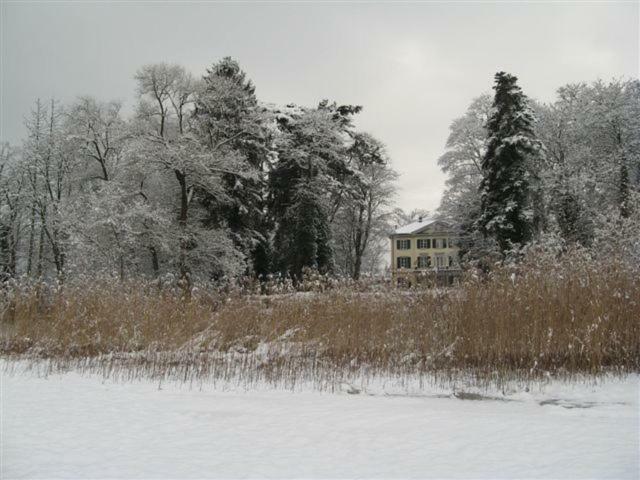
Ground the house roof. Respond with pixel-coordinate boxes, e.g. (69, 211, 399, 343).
(392, 218, 437, 235)
(391, 218, 455, 236)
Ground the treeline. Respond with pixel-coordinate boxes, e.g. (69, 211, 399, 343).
(439, 73, 640, 267)
(0, 58, 398, 284)
(3, 65, 638, 285)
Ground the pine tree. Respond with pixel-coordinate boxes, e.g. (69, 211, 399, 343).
(193, 57, 271, 276)
(477, 72, 540, 253)
(270, 103, 360, 278)
(274, 184, 333, 277)
(554, 186, 593, 246)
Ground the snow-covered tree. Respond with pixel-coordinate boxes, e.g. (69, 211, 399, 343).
(332, 133, 398, 279)
(66, 97, 126, 182)
(20, 99, 73, 278)
(581, 79, 640, 219)
(440, 76, 638, 264)
(270, 102, 360, 278)
(133, 63, 251, 283)
(134, 63, 197, 139)
(193, 57, 272, 275)
(535, 85, 594, 246)
(534, 79, 640, 248)
(477, 72, 542, 253)
(0, 143, 25, 280)
(437, 94, 492, 236)
(62, 97, 138, 277)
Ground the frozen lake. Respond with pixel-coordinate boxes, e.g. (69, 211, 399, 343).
(3, 367, 638, 479)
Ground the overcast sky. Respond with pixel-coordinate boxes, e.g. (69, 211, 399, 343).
(1, 1, 638, 213)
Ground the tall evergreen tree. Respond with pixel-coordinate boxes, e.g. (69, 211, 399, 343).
(270, 103, 360, 278)
(477, 72, 540, 253)
(274, 182, 333, 277)
(193, 57, 271, 276)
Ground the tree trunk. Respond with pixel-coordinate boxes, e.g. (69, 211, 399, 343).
(26, 199, 36, 275)
(175, 169, 191, 290)
(0, 224, 10, 280)
(352, 205, 366, 280)
(149, 246, 160, 275)
(36, 208, 46, 277)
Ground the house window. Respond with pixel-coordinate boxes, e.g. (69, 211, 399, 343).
(417, 239, 431, 249)
(396, 239, 411, 250)
(417, 256, 431, 268)
(435, 255, 445, 268)
(397, 256, 411, 269)
(448, 256, 454, 267)
(433, 238, 440, 248)
(442, 238, 448, 248)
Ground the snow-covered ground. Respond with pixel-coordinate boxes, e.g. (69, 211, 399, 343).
(2, 366, 638, 479)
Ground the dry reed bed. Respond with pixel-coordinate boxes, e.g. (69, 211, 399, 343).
(1, 254, 639, 388)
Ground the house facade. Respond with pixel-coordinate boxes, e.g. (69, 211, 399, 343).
(390, 217, 461, 286)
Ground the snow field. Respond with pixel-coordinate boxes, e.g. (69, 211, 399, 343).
(2, 367, 638, 479)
